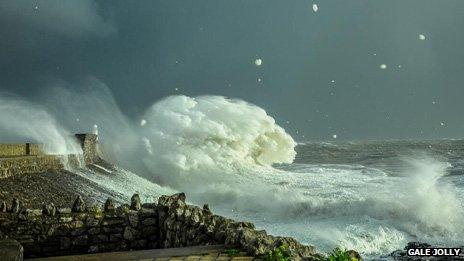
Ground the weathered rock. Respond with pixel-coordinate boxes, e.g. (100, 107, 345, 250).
(88, 228, 100, 235)
(72, 195, 86, 213)
(123, 226, 138, 240)
(202, 204, 212, 215)
(109, 233, 123, 242)
(158, 192, 186, 207)
(0, 239, 23, 261)
(0, 192, 322, 259)
(10, 198, 20, 213)
(42, 203, 56, 216)
(104, 198, 116, 212)
(130, 194, 141, 210)
(346, 250, 363, 261)
(0, 201, 7, 212)
(142, 218, 157, 226)
(91, 234, 108, 244)
(24, 209, 42, 220)
(73, 235, 88, 246)
(60, 237, 71, 250)
(57, 207, 71, 215)
(85, 216, 100, 227)
(116, 204, 130, 215)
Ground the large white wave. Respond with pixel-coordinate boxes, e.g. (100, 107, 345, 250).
(139, 95, 296, 185)
(140, 95, 296, 170)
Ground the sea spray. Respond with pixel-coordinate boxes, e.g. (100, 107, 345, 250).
(135, 95, 464, 256)
(37, 79, 143, 173)
(0, 94, 82, 156)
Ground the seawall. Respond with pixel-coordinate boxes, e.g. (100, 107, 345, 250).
(0, 134, 99, 179)
(0, 193, 318, 259)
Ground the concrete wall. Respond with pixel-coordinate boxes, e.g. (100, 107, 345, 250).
(0, 193, 317, 259)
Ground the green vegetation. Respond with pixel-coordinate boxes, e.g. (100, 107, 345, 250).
(224, 248, 239, 257)
(327, 248, 358, 261)
(265, 244, 290, 261)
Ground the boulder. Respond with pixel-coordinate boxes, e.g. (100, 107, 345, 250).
(10, 198, 20, 213)
(104, 198, 116, 212)
(0, 239, 23, 261)
(158, 193, 186, 207)
(346, 250, 363, 261)
(131, 194, 141, 210)
(42, 203, 56, 216)
(202, 204, 212, 215)
(0, 201, 7, 212)
(72, 195, 86, 213)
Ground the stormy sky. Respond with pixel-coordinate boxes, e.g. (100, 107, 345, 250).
(1, 0, 464, 141)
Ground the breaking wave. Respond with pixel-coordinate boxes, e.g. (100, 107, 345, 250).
(139, 95, 296, 187)
(135, 95, 464, 256)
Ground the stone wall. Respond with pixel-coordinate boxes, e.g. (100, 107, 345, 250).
(0, 193, 318, 260)
(0, 144, 43, 157)
(0, 133, 100, 179)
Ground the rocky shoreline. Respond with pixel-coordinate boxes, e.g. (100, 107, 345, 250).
(0, 192, 333, 260)
(2, 168, 464, 260)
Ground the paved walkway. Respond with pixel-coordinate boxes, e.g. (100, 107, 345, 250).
(27, 245, 258, 261)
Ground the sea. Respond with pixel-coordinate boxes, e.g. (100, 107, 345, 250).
(76, 139, 464, 260)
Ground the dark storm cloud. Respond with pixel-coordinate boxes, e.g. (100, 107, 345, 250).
(0, 0, 115, 96)
(0, 0, 115, 40)
(1, 0, 464, 141)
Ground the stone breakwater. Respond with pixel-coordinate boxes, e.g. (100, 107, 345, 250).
(0, 193, 320, 260)
(0, 133, 99, 179)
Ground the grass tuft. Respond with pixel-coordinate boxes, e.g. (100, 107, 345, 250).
(225, 248, 239, 257)
(327, 247, 359, 261)
(265, 244, 290, 261)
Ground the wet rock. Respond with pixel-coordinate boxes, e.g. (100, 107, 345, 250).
(72, 195, 86, 213)
(104, 198, 116, 212)
(131, 194, 141, 210)
(346, 250, 363, 261)
(405, 242, 431, 249)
